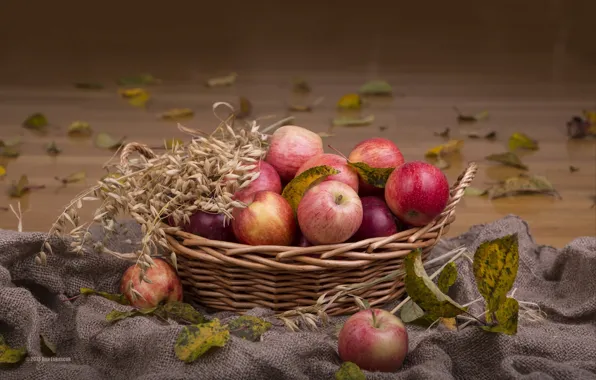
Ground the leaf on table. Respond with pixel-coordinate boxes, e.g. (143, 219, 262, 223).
(117, 74, 161, 86)
(434, 128, 450, 138)
(334, 361, 366, 380)
(40, 334, 56, 357)
(158, 301, 206, 324)
(174, 319, 230, 363)
(425, 139, 464, 158)
(454, 107, 488, 123)
(0, 166, 6, 177)
(486, 174, 561, 200)
(288, 96, 324, 112)
(95, 132, 125, 150)
(281, 165, 340, 212)
(74, 82, 104, 90)
(473, 233, 519, 323)
(46, 141, 62, 156)
(105, 307, 158, 323)
(433, 157, 450, 170)
(55, 171, 86, 185)
(466, 130, 497, 140)
(437, 262, 457, 294)
(508, 132, 539, 151)
(465, 186, 488, 196)
(347, 161, 394, 188)
(159, 108, 194, 121)
(566, 116, 592, 139)
(404, 249, 468, 318)
(292, 78, 311, 94)
(205, 72, 238, 87)
(359, 80, 393, 96)
(337, 94, 362, 110)
(0, 137, 22, 147)
(569, 165, 579, 173)
(8, 175, 30, 198)
(379, 125, 388, 132)
(234, 96, 252, 119)
(23, 112, 48, 131)
(332, 115, 375, 127)
(0, 334, 27, 364)
(79, 287, 130, 305)
(227, 315, 272, 342)
(316, 132, 335, 138)
(481, 297, 519, 335)
(0, 146, 20, 158)
(68, 121, 93, 137)
(485, 152, 528, 170)
(119, 88, 150, 107)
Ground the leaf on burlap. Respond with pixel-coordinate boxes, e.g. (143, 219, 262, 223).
(425, 140, 464, 158)
(282, 165, 340, 212)
(337, 94, 362, 110)
(40, 334, 56, 357)
(454, 107, 488, 123)
(347, 161, 394, 188)
(95, 132, 125, 149)
(68, 121, 93, 137)
(292, 78, 311, 93)
(23, 112, 48, 131)
(332, 115, 375, 127)
(80, 287, 130, 305)
(465, 187, 488, 196)
(0, 146, 20, 158)
(399, 299, 432, 325)
(105, 307, 158, 323)
(234, 96, 252, 118)
(440, 317, 457, 331)
(55, 171, 87, 185)
(482, 297, 519, 335)
(74, 82, 103, 90)
(226, 315, 272, 342)
(159, 301, 206, 324)
(335, 361, 366, 380)
(508, 132, 539, 152)
(117, 74, 161, 86)
(159, 108, 194, 121)
(437, 262, 457, 294)
(487, 174, 561, 200)
(46, 141, 62, 156)
(205, 73, 237, 87)
(0, 334, 27, 364)
(359, 80, 393, 96)
(434, 128, 450, 138)
(466, 130, 496, 139)
(485, 152, 528, 170)
(473, 234, 519, 323)
(404, 250, 468, 318)
(174, 319, 230, 363)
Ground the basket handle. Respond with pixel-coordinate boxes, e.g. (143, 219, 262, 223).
(119, 142, 158, 168)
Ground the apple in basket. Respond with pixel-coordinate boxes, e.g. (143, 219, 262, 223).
(348, 137, 405, 196)
(385, 161, 450, 227)
(265, 125, 324, 183)
(297, 180, 363, 245)
(338, 308, 409, 372)
(172, 210, 236, 242)
(295, 153, 360, 193)
(351, 196, 398, 241)
(232, 190, 297, 246)
(120, 258, 183, 309)
(232, 160, 283, 200)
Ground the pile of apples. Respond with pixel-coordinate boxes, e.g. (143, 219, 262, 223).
(173, 125, 450, 247)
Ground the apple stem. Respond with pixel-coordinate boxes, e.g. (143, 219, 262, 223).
(335, 194, 343, 204)
(371, 308, 379, 328)
(327, 144, 348, 160)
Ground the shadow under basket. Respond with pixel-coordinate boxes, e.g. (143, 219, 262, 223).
(165, 162, 478, 316)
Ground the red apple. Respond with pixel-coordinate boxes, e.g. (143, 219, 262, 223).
(297, 180, 363, 245)
(384, 161, 450, 227)
(294, 230, 313, 247)
(265, 125, 324, 182)
(233, 160, 282, 201)
(295, 153, 359, 193)
(351, 196, 398, 241)
(120, 258, 183, 309)
(232, 190, 297, 246)
(348, 137, 405, 196)
(338, 308, 409, 372)
(175, 211, 236, 242)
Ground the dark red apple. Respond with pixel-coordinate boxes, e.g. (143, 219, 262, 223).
(233, 160, 282, 201)
(170, 211, 236, 242)
(120, 258, 183, 309)
(351, 196, 398, 241)
(384, 161, 450, 227)
(294, 230, 313, 247)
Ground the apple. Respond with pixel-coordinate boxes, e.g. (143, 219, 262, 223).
(338, 308, 409, 372)
(294, 230, 313, 247)
(297, 180, 363, 245)
(295, 153, 359, 193)
(233, 160, 282, 201)
(351, 196, 398, 241)
(347, 137, 405, 196)
(175, 211, 236, 242)
(232, 190, 297, 246)
(384, 161, 450, 227)
(120, 258, 183, 309)
(265, 125, 324, 182)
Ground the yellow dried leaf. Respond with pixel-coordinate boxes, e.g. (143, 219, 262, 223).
(508, 132, 538, 151)
(0, 166, 5, 177)
(487, 174, 560, 200)
(583, 110, 596, 125)
(485, 152, 528, 170)
(281, 165, 340, 212)
(0, 334, 28, 364)
(23, 112, 48, 131)
(481, 297, 519, 335)
(332, 115, 375, 127)
(119, 88, 150, 107)
(95, 132, 125, 150)
(347, 161, 394, 188)
(205, 73, 237, 87)
(68, 121, 93, 137)
(174, 319, 230, 363)
(425, 140, 464, 158)
(119, 88, 145, 98)
(159, 108, 194, 121)
(337, 94, 362, 110)
(440, 317, 457, 331)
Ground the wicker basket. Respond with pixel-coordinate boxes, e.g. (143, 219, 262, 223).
(163, 160, 478, 316)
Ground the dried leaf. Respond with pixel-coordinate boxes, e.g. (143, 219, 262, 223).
(434, 128, 450, 138)
(8, 175, 30, 198)
(433, 157, 450, 170)
(0, 166, 5, 177)
(95, 132, 125, 150)
(0, 146, 20, 158)
(159, 302, 206, 324)
(566, 116, 592, 139)
(437, 262, 457, 294)
(404, 249, 468, 318)
(335, 361, 366, 380)
(281, 165, 340, 212)
(359, 80, 393, 96)
(205, 73, 237, 87)
(117, 74, 161, 86)
(337, 94, 362, 110)
(79, 287, 130, 305)
(332, 115, 375, 127)
(569, 165, 579, 173)
(0, 137, 22, 147)
(440, 317, 457, 331)
(454, 107, 489, 122)
(46, 141, 61, 156)
(234, 96, 252, 118)
(74, 82, 103, 90)
(227, 315, 272, 342)
(487, 174, 560, 200)
(68, 121, 93, 137)
(485, 152, 528, 170)
(40, 334, 56, 357)
(174, 319, 230, 363)
(347, 161, 394, 188)
(292, 78, 311, 93)
(105, 307, 158, 323)
(466, 130, 496, 139)
(317, 132, 335, 138)
(159, 108, 194, 121)
(465, 187, 488, 196)
(425, 140, 464, 158)
(119, 88, 150, 107)
(473, 234, 519, 323)
(379, 125, 388, 132)
(23, 112, 48, 130)
(399, 299, 428, 323)
(0, 334, 27, 364)
(288, 104, 312, 112)
(508, 132, 538, 152)
(55, 171, 86, 185)
(482, 297, 519, 335)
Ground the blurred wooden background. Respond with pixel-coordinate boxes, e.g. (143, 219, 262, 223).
(0, 0, 594, 247)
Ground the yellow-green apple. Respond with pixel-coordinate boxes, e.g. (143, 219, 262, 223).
(295, 153, 359, 193)
(351, 196, 398, 241)
(233, 160, 282, 201)
(297, 180, 363, 245)
(348, 137, 404, 196)
(232, 190, 297, 246)
(265, 125, 324, 182)
(120, 258, 183, 309)
(338, 308, 409, 372)
(384, 161, 450, 226)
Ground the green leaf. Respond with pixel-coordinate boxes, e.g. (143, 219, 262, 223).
(400, 299, 427, 323)
(174, 319, 230, 363)
(332, 115, 375, 127)
(0, 334, 27, 364)
(481, 297, 519, 335)
(335, 361, 366, 380)
(40, 334, 56, 357)
(347, 161, 394, 188)
(473, 234, 519, 323)
(46, 141, 62, 156)
(404, 250, 468, 318)
(74, 82, 104, 90)
(159, 301, 206, 324)
(117, 74, 161, 86)
(485, 152, 528, 170)
(437, 262, 457, 293)
(105, 307, 158, 323)
(359, 80, 393, 96)
(465, 187, 488, 196)
(226, 315, 272, 342)
(23, 112, 48, 130)
(68, 121, 93, 137)
(95, 132, 125, 149)
(80, 287, 130, 305)
(508, 132, 539, 152)
(281, 165, 340, 212)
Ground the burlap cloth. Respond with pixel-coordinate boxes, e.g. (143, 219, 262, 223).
(1, 214, 595, 380)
